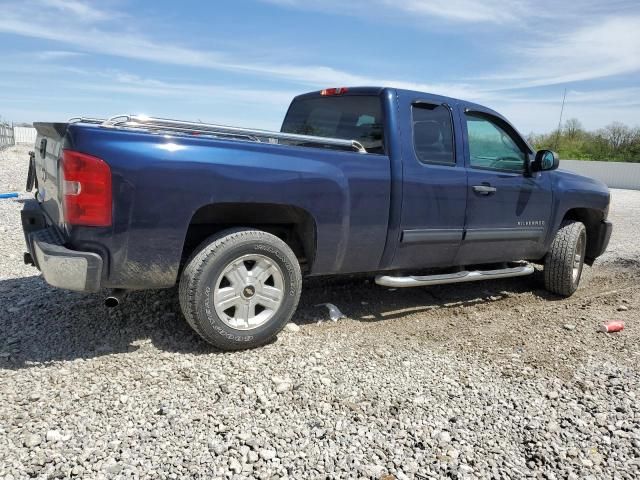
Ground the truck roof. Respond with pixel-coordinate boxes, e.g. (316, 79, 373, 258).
(293, 86, 529, 151)
(293, 86, 504, 122)
(295, 86, 478, 106)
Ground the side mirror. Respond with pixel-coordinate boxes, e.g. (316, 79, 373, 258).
(531, 150, 559, 172)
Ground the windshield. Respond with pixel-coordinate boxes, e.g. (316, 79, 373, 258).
(281, 95, 385, 154)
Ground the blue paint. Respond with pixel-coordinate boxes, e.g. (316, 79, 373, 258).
(28, 87, 611, 291)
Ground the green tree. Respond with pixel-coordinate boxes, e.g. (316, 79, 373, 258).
(563, 118, 583, 139)
(530, 120, 640, 162)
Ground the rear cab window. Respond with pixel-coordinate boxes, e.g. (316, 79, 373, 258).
(281, 95, 385, 154)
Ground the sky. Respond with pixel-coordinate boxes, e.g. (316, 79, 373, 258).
(0, 0, 639, 134)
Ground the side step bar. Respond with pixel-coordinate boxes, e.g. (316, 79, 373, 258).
(375, 265, 535, 288)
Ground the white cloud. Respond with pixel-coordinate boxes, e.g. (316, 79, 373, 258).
(0, 10, 225, 68)
(76, 70, 296, 107)
(35, 50, 86, 61)
(262, 0, 627, 24)
(371, 0, 528, 23)
(37, 0, 113, 22)
(262, 1, 640, 89)
(480, 16, 640, 88)
(0, 0, 488, 99)
(491, 100, 640, 134)
(264, 0, 529, 23)
(1, 0, 638, 132)
(3, 0, 638, 95)
(566, 87, 640, 107)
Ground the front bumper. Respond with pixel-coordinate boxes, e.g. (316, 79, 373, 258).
(21, 200, 103, 292)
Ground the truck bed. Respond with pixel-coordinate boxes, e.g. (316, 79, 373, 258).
(31, 116, 391, 289)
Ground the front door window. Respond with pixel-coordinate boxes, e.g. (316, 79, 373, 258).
(465, 113, 526, 173)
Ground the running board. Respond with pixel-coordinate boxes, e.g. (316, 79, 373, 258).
(375, 265, 535, 288)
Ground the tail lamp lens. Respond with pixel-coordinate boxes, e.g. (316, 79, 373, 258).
(61, 150, 112, 227)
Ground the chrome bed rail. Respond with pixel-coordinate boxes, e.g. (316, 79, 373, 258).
(69, 115, 368, 154)
(68, 117, 104, 125)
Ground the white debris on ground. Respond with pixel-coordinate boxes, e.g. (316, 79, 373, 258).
(1, 144, 639, 479)
(315, 302, 347, 322)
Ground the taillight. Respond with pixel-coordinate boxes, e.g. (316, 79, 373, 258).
(320, 87, 348, 96)
(61, 150, 112, 227)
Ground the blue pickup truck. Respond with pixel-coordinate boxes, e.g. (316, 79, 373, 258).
(22, 87, 612, 350)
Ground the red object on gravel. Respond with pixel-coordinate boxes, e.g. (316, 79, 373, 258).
(600, 321, 625, 333)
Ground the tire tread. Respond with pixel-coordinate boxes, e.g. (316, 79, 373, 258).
(544, 220, 586, 296)
(178, 228, 301, 349)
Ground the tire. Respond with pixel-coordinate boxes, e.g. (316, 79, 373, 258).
(179, 228, 302, 350)
(26, 154, 36, 192)
(544, 220, 587, 297)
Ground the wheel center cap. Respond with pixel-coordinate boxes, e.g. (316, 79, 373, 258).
(242, 285, 256, 299)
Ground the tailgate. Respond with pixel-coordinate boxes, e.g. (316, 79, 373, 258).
(32, 122, 68, 227)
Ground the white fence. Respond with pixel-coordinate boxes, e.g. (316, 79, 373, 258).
(0, 123, 14, 149)
(0, 124, 37, 149)
(14, 126, 37, 145)
(560, 160, 640, 191)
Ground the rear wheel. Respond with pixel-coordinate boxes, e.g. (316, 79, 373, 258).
(179, 228, 302, 350)
(544, 220, 587, 296)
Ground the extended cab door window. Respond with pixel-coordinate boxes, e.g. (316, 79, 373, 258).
(465, 113, 526, 173)
(412, 104, 455, 165)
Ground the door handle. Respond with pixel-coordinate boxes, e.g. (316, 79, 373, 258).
(473, 185, 497, 195)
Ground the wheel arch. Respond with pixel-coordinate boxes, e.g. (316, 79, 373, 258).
(180, 202, 317, 273)
(562, 207, 606, 265)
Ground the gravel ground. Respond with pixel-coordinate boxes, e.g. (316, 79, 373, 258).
(1, 145, 638, 479)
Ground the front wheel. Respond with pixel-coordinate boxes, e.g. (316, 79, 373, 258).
(544, 220, 587, 297)
(179, 228, 302, 350)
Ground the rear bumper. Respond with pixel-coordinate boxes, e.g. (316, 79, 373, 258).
(21, 200, 103, 292)
(585, 220, 613, 264)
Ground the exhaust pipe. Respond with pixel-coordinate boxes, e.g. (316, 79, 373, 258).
(105, 289, 127, 308)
